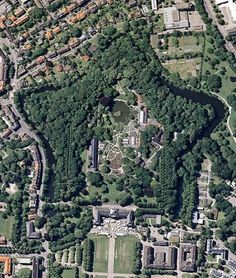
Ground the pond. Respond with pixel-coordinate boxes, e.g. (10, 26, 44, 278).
(111, 100, 130, 123)
(230, 77, 236, 82)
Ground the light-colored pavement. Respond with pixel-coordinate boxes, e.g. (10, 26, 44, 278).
(211, 91, 236, 144)
(107, 237, 115, 277)
(0, 39, 48, 277)
(204, 0, 236, 57)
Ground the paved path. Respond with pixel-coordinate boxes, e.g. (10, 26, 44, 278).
(211, 91, 236, 144)
(108, 237, 115, 277)
(204, 0, 236, 57)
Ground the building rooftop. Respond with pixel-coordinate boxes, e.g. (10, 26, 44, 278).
(0, 256, 11, 275)
(164, 6, 189, 29)
(143, 246, 177, 270)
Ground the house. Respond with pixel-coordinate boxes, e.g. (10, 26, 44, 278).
(95, 0, 107, 5)
(143, 246, 154, 267)
(142, 214, 162, 225)
(151, 0, 157, 10)
(86, 2, 99, 13)
(29, 193, 38, 209)
(55, 64, 63, 72)
(76, 10, 86, 21)
(0, 236, 7, 245)
(26, 221, 41, 239)
(139, 108, 148, 126)
(192, 210, 204, 225)
(14, 8, 25, 17)
(93, 207, 135, 227)
(207, 239, 228, 260)
(176, 3, 192, 10)
(45, 30, 53, 40)
(90, 138, 98, 170)
(11, 120, 20, 131)
(13, 14, 29, 26)
(88, 44, 97, 54)
(127, 0, 137, 8)
(226, 26, 236, 36)
(227, 259, 236, 271)
(52, 26, 61, 35)
(57, 46, 70, 55)
(152, 129, 164, 146)
(32, 257, 40, 278)
(0, 256, 11, 275)
(179, 244, 197, 272)
(2, 129, 12, 139)
(31, 145, 42, 190)
(77, 0, 88, 6)
(17, 66, 27, 78)
(47, 51, 57, 59)
(16, 257, 32, 264)
(129, 132, 137, 146)
(0, 53, 7, 91)
(143, 245, 177, 270)
(210, 269, 229, 278)
(163, 6, 189, 29)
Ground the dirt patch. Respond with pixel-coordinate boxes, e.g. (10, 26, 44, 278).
(6, 183, 18, 195)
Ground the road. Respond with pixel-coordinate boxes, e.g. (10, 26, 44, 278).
(204, 0, 236, 57)
(0, 37, 49, 277)
(107, 237, 115, 277)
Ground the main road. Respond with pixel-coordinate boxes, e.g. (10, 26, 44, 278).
(0, 36, 49, 278)
(204, 0, 236, 56)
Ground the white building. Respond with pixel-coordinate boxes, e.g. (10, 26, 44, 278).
(139, 109, 148, 126)
(151, 0, 157, 11)
(163, 6, 189, 29)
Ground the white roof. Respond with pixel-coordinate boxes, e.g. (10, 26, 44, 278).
(16, 257, 32, 264)
(228, 0, 236, 21)
(151, 0, 157, 10)
(215, 0, 228, 5)
(163, 6, 189, 29)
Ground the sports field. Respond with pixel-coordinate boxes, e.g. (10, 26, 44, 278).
(62, 269, 76, 278)
(114, 235, 138, 274)
(0, 213, 14, 239)
(89, 235, 109, 272)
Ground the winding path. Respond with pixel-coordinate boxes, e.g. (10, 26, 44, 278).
(211, 91, 236, 144)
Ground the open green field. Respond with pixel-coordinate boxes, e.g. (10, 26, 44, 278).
(62, 269, 76, 278)
(202, 36, 236, 136)
(0, 213, 14, 239)
(157, 34, 204, 56)
(89, 235, 109, 272)
(114, 235, 138, 274)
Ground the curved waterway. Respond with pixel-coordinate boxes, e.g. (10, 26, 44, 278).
(166, 82, 226, 137)
(165, 82, 227, 216)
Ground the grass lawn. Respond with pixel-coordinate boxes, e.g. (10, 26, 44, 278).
(89, 235, 109, 273)
(163, 58, 201, 79)
(0, 213, 14, 239)
(114, 235, 138, 274)
(62, 269, 76, 278)
(87, 182, 122, 204)
(217, 211, 225, 221)
(201, 34, 236, 137)
(182, 274, 198, 278)
(79, 270, 88, 278)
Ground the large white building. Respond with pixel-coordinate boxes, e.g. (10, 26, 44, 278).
(215, 0, 236, 35)
(164, 6, 189, 29)
(216, 0, 236, 21)
(151, 0, 157, 10)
